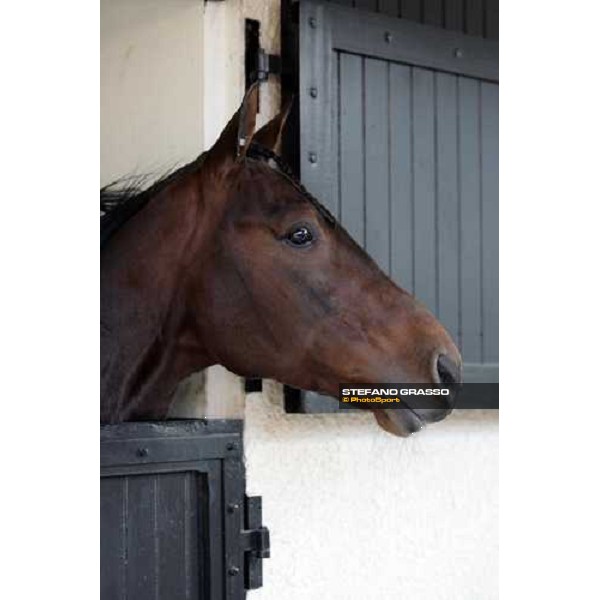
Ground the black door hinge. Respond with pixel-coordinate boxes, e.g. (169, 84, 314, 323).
(242, 495, 270, 590)
(255, 49, 281, 82)
(245, 19, 281, 89)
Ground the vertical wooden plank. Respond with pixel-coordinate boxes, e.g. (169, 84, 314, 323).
(465, 0, 484, 36)
(480, 81, 499, 362)
(412, 67, 437, 313)
(205, 466, 224, 600)
(156, 473, 187, 599)
(485, 0, 499, 40)
(354, 0, 378, 12)
(458, 76, 482, 361)
(364, 58, 391, 272)
(423, 0, 443, 26)
(379, 0, 400, 17)
(185, 472, 202, 600)
(444, 0, 464, 32)
(126, 475, 158, 600)
(389, 63, 414, 292)
(400, 0, 422, 22)
(100, 477, 125, 600)
(435, 72, 460, 343)
(339, 53, 365, 245)
(331, 52, 341, 220)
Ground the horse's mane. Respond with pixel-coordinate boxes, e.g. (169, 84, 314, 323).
(100, 144, 335, 249)
(100, 154, 207, 248)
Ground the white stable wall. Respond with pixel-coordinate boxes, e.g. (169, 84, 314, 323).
(246, 384, 498, 600)
(100, 0, 204, 186)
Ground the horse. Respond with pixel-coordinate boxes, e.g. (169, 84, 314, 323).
(101, 84, 462, 437)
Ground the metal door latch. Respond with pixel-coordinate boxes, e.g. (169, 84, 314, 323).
(242, 495, 270, 590)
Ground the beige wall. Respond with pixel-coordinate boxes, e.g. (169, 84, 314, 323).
(101, 0, 204, 186)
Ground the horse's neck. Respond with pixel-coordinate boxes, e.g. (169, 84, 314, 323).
(101, 176, 214, 422)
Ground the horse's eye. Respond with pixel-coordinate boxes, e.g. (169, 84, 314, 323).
(286, 226, 314, 247)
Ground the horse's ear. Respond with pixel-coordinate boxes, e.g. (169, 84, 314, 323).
(252, 96, 294, 156)
(206, 83, 259, 166)
(235, 83, 260, 156)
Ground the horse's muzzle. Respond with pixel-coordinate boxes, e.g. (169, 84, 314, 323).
(375, 376, 460, 437)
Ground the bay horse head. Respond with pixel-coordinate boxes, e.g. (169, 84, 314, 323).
(101, 84, 461, 436)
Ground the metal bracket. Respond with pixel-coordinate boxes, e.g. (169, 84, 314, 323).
(242, 495, 270, 590)
(255, 49, 282, 81)
(246, 18, 281, 90)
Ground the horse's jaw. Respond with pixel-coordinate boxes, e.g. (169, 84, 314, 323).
(373, 408, 424, 437)
(373, 406, 454, 437)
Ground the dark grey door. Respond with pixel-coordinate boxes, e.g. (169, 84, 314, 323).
(101, 420, 269, 600)
(284, 0, 498, 411)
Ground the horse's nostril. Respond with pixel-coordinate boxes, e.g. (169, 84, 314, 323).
(436, 354, 462, 386)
